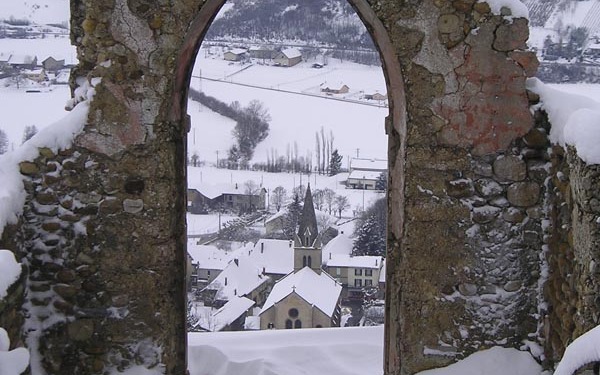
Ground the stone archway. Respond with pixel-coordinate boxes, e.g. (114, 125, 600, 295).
(1, 1, 541, 374)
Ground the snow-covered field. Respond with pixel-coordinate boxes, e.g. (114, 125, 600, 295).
(189, 51, 388, 166)
(0, 0, 69, 25)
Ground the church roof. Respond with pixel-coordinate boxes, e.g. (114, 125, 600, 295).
(260, 267, 342, 317)
(297, 184, 319, 247)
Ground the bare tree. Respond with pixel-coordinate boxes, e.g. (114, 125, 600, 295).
(244, 180, 260, 212)
(271, 186, 287, 212)
(315, 132, 321, 175)
(313, 188, 325, 211)
(334, 195, 350, 218)
(322, 188, 336, 215)
(320, 126, 326, 174)
(22, 125, 38, 144)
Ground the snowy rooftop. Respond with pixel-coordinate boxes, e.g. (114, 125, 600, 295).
(188, 182, 256, 199)
(322, 232, 354, 260)
(248, 239, 294, 275)
(7, 54, 36, 65)
(199, 296, 255, 332)
(261, 267, 342, 317)
(280, 48, 301, 59)
(228, 48, 247, 55)
(350, 158, 387, 171)
(325, 254, 383, 269)
(205, 256, 269, 301)
(187, 241, 235, 271)
(348, 169, 383, 181)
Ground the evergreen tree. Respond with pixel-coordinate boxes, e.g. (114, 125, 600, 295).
(375, 172, 387, 191)
(282, 194, 302, 239)
(329, 149, 342, 176)
(22, 125, 38, 144)
(0, 128, 8, 154)
(353, 198, 386, 257)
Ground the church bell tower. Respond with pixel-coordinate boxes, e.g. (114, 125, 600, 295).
(293, 184, 322, 274)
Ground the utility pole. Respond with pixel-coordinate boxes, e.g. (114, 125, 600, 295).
(216, 150, 219, 168)
(356, 148, 360, 158)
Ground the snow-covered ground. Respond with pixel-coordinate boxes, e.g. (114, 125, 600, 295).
(0, 0, 70, 25)
(189, 51, 388, 167)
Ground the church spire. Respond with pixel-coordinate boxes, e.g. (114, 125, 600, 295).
(297, 184, 318, 247)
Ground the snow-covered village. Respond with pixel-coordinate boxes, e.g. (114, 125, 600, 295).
(2, 0, 600, 375)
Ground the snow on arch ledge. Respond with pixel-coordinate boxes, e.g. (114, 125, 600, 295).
(478, 0, 529, 19)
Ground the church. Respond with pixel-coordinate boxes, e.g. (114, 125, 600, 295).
(259, 185, 343, 329)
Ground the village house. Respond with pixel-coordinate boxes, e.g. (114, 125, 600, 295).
(194, 296, 255, 332)
(259, 185, 342, 330)
(346, 157, 387, 190)
(187, 183, 266, 213)
(364, 92, 387, 101)
(0, 53, 11, 70)
(187, 240, 238, 291)
(324, 253, 383, 300)
(223, 48, 247, 61)
(41, 56, 65, 72)
(249, 45, 275, 59)
(200, 256, 271, 308)
(320, 82, 350, 94)
(322, 232, 385, 300)
(273, 48, 302, 67)
(7, 54, 37, 69)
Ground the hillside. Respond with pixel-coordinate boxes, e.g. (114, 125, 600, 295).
(206, 0, 375, 50)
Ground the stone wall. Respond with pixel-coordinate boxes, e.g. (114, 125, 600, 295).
(544, 129, 600, 362)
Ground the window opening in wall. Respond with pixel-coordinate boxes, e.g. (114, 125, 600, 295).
(184, 0, 389, 369)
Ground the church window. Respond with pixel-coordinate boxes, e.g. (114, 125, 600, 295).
(307, 256, 312, 268)
(294, 320, 302, 329)
(315, 325, 322, 328)
(288, 308, 299, 318)
(303, 256, 307, 267)
(285, 319, 293, 329)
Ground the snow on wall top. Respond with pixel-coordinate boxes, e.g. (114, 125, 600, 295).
(0, 250, 21, 299)
(554, 324, 600, 375)
(527, 78, 600, 164)
(0, 328, 29, 375)
(479, 0, 529, 19)
(0, 78, 94, 238)
(261, 267, 342, 317)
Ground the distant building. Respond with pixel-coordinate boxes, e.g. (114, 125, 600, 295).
(324, 253, 383, 301)
(187, 183, 266, 213)
(320, 82, 349, 94)
(7, 54, 37, 69)
(273, 48, 302, 67)
(346, 158, 387, 190)
(223, 48, 247, 61)
(0, 53, 11, 70)
(364, 92, 387, 101)
(249, 45, 275, 59)
(41, 56, 65, 72)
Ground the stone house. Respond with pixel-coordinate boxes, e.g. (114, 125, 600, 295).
(223, 48, 247, 61)
(41, 56, 66, 72)
(273, 48, 302, 67)
(187, 241, 234, 291)
(346, 158, 387, 190)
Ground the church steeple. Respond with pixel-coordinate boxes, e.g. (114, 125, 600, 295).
(297, 184, 319, 247)
(294, 184, 322, 274)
